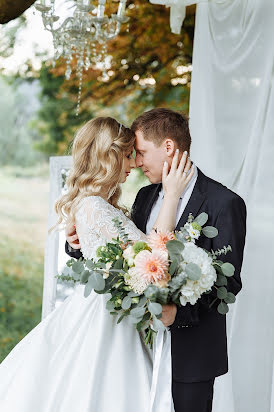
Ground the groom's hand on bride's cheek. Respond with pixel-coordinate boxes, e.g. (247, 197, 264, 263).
(65, 223, 81, 250)
(160, 303, 177, 327)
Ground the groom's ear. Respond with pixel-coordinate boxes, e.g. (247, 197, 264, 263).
(164, 138, 176, 157)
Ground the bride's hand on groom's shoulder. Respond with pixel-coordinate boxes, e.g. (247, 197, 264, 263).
(162, 149, 194, 200)
(65, 222, 81, 250)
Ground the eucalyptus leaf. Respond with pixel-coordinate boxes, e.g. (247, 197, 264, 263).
(217, 301, 229, 315)
(106, 300, 116, 311)
(217, 286, 228, 299)
(137, 296, 147, 307)
(215, 275, 227, 287)
(72, 272, 80, 281)
(169, 260, 179, 276)
(72, 260, 84, 274)
(128, 291, 139, 298)
(215, 265, 224, 275)
(129, 315, 143, 324)
(122, 296, 132, 310)
(130, 307, 146, 318)
(143, 312, 151, 322)
(62, 266, 72, 276)
(202, 226, 218, 238)
(185, 262, 202, 280)
(148, 302, 162, 316)
(168, 272, 187, 293)
(85, 260, 95, 270)
(80, 269, 91, 284)
(195, 212, 208, 226)
(174, 232, 185, 242)
(221, 262, 235, 277)
(84, 282, 93, 298)
(224, 292, 236, 304)
(117, 311, 129, 324)
(113, 258, 123, 270)
(166, 239, 185, 252)
(156, 288, 169, 305)
(144, 285, 157, 300)
(88, 272, 105, 291)
(152, 316, 165, 332)
(172, 290, 181, 304)
(136, 320, 145, 332)
(166, 240, 184, 261)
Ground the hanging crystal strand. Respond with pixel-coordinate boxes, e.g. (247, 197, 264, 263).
(64, 40, 73, 79)
(52, 36, 58, 68)
(76, 45, 85, 116)
(65, 59, 72, 80)
(84, 40, 91, 71)
(101, 43, 108, 81)
(50, 0, 55, 14)
(92, 42, 97, 65)
(76, 71, 83, 116)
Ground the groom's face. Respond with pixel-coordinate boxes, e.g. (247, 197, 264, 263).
(134, 130, 169, 184)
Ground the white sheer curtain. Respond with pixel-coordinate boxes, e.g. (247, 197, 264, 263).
(188, 0, 274, 411)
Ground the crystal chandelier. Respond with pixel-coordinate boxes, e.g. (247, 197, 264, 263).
(35, 0, 129, 114)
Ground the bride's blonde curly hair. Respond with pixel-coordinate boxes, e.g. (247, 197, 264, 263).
(52, 117, 135, 232)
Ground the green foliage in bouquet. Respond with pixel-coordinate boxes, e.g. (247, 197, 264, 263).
(56, 213, 236, 347)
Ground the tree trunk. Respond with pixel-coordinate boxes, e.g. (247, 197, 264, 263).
(0, 0, 36, 24)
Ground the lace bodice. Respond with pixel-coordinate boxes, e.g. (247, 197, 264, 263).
(75, 196, 147, 260)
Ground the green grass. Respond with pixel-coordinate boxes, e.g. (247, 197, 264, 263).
(0, 166, 48, 362)
(0, 237, 44, 362)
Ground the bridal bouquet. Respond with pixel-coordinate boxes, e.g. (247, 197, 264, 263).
(57, 213, 236, 347)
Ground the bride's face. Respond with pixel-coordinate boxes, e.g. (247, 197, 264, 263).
(120, 149, 136, 183)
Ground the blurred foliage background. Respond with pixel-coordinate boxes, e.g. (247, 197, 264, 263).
(0, 0, 195, 361)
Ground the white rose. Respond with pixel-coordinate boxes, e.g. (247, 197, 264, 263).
(103, 261, 112, 279)
(179, 242, 217, 304)
(199, 270, 216, 290)
(180, 281, 200, 305)
(123, 246, 135, 267)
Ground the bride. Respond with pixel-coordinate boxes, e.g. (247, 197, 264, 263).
(0, 116, 194, 412)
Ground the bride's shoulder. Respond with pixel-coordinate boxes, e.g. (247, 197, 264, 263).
(78, 195, 107, 208)
(78, 195, 121, 214)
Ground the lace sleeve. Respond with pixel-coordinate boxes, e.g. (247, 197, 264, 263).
(75, 196, 147, 259)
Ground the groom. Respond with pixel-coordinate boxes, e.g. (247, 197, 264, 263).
(65, 108, 247, 412)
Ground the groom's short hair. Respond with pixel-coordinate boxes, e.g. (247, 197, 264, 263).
(131, 108, 191, 152)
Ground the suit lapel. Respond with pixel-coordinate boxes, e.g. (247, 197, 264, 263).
(176, 168, 207, 231)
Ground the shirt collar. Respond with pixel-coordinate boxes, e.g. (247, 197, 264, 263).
(159, 162, 197, 200)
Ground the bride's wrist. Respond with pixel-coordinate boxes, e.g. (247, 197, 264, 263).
(163, 193, 180, 206)
(164, 191, 180, 201)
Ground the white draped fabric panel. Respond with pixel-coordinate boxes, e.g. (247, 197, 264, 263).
(188, 1, 274, 411)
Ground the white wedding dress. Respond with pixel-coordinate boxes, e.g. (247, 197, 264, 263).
(0, 196, 156, 412)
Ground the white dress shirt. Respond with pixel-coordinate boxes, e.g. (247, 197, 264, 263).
(146, 162, 198, 234)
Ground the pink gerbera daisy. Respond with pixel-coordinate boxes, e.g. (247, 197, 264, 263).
(134, 249, 169, 283)
(147, 230, 176, 251)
